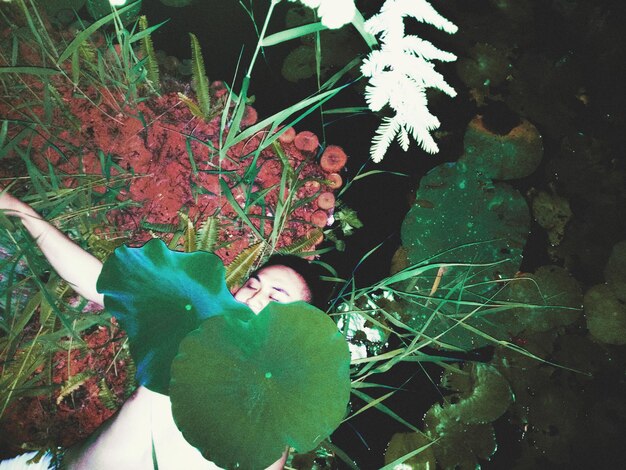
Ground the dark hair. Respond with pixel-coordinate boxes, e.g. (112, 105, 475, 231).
(254, 254, 332, 310)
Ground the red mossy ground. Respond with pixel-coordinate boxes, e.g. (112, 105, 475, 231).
(0, 314, 131, 454)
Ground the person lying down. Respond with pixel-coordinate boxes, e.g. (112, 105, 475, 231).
(0, 190, 350, 470)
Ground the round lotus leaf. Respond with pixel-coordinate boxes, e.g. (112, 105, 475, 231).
(42, 0, 86, 16)
(455, 43, 511, 90)
(97, 239, 251, 394)
(170, 302, 351, 469)
(282, 45, 316, 82)
(399, 161, 530, 349)
(385, 432, 435, 469)
(460, 115, 543, 180)
(442, 363, 513, 425)
(159, 0, 194, 6)
(605, 240, 626, 296)
(530, 189, 572, 246)
(424, 403, 497, 469)
(401, 162, 529, 278)
(584, 283, 626, 345)
(86, 0, 142, 23)
(285, 4, 315, 29)
(499, 265, 583, 334)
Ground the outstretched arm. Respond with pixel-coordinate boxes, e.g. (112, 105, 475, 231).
(0, 190, 104, 306)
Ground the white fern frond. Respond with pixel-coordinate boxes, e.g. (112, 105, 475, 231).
(400, 106, 440, 154)
(400, 0, 459, 34)
(363, 11, 397, 39)
(360, 0, 457, 161)
(401, 35, 457, 62)
(401, 103, 440, 134)
(370, 116, 400, 162)
(387, 74, 427, 113)
(408, 122, 439, 154)
(360, 49, 386, 77)
(397, 126, 410, 151)
(364, 72, 396, 111)
(399, 55, 457, 97)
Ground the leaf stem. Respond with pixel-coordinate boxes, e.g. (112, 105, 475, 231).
(245, 0, 281, 80)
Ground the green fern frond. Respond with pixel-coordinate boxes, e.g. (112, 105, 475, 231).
(225, 242, 264, 290)
(177, 92, 205, 120)
(123, 357, 137, 399)
(98, 378, 118, 410)
(183, 218, 197, 253)
(0, 344, 46, 405)
(189, 32, 210, 119)
(280, 229, 323, 255)
(79, 40, 96, 65)
(138, 16, 160, 91)
(56, 371, 93, 405)
(140, 220, 179, 233)
(178, 211, 190, 226)
(196, 216, 219, 252)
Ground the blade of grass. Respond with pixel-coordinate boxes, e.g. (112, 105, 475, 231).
(349, 389, 421, 433)
(218, 178, 263, 240)
(57, 1, 141, 64)
(261, 22, 327, 47)
(0, 66, 59, 76)
(379, 439, 437, 470)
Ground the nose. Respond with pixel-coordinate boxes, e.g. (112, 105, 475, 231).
(245, 291, 267, 314)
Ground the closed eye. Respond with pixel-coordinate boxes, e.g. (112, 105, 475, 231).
(244, 277, 260, 290)
(269, 288, 291, 303)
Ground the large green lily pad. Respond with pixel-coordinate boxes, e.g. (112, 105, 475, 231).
(384, 432, 436, 468)
(584, 283, 626, 345)
(97, 239, 251, 394)
(460, 115, 543, 180)
(441, 363, 513, 424)
(398, 161, 530, 350)
(424, 403, 497, 469)
(498, 265, 582, 334)
(401, 162, 529, 273)
(169, 302, 351, 469)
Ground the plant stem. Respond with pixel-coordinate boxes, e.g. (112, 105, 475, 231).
(245, 0, 281, 80)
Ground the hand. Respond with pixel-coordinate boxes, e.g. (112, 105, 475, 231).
(0, 188, 35, 219)
(0, 186, 104, 305)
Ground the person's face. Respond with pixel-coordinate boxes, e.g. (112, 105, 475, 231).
(234, 265, 310, 314)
